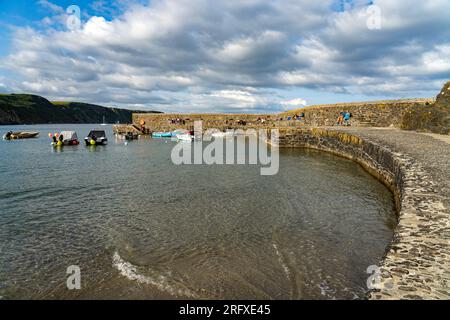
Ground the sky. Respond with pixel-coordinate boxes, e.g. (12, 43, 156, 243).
(0, 0, 449, 113)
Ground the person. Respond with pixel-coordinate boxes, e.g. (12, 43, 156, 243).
(5, 131, 12, 139)
(344, 112, 351, 126)
(337, 112, 344, 126)
(59, 134, 64, 142)
(52, 136, 57, 143)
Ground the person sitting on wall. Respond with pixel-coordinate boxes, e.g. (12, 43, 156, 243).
(337, 112, 344, 126)
(344, 112, 352, 126)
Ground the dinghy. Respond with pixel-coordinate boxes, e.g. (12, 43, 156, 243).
(212, 131, 234, 138)
(176, 133, 194, 141)
(3, 131, 39, 140)
(152, 132, 173, 138)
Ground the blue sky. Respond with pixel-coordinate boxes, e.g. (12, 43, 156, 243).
(0, 0, 449, 112)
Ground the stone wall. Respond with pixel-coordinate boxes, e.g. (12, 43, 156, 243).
(132, 113, 279, 133)
(132, 99, 436, 133)
(281, 99, 434, 128)
(274, 128, 449, 300)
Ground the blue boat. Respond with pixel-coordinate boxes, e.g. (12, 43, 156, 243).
(152, 132, 173, 138)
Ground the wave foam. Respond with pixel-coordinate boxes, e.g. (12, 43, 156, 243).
(272, 243, 291, 280)
(112, 251, 197, 298)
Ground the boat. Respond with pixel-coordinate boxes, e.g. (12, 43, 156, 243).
(100, 116, 107, 126)
(176, 133, 194, 141)
(152, 132, 173, 138)
(212, 131, 234, 138)
(171, 129, 189, 137)
(51, 131, 80, 147)
(124, 132, 139, 140)
(3, 131, 39, 140)
(85, 130, 108, 146)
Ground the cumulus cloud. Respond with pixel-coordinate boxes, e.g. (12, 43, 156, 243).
(1, 0, 449, 112)
(280, 98, 308, 110)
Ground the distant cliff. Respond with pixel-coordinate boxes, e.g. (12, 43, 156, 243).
(0, 94, 161, 125)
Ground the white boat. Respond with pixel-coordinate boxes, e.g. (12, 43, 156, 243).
(176, 133, 194, 141)
(212, 131, 234, 138)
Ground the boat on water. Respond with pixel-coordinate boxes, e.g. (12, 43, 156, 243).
(152, 132, 173, 138)
(3, 131, 39, 140)
(122, 132, 139, 140)
(50, 131, 80, 147)
(85, 130, 108, 146)
(176, 133, 194, 141)
(212, 131, 234, 138)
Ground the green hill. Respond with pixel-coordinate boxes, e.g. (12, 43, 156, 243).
(0, 94, 161, 125)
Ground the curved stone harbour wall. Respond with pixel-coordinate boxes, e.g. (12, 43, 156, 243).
(275, 128, 449, 300)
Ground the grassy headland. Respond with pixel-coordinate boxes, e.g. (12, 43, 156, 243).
(0, 93, 161, 125)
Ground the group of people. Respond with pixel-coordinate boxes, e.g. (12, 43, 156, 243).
(336, 112, 352, 126)
(169, 118, 186, 125)
(283, 113, 305, 121)
(256, 117, 268, 123)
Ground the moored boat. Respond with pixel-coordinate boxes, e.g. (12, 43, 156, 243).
(212, 131, 234, 138)
(3, 131, 39, 140)
(50, 131, 80, 147)
(176, 133, 194, 141)
(85, 130, 108, 146)
(152, 132, 173, 138)
(124, 132, 139, 140)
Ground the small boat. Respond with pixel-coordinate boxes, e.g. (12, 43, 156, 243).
(3, 131, 39, 140)
(85, 130, 108, 146)
(171, 129, 189, 137)
(176, 133, 194, 141)
(51, 131, 80, 147)
(212, 131, 234, 138)
(152, 132, 173, 138)
(124, 132, 139, 140)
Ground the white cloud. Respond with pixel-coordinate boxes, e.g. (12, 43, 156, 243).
(280, 98, 308, 109)
(1, 0, 450, 112)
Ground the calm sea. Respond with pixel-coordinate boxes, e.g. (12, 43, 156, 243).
(0, 124, 396, 300)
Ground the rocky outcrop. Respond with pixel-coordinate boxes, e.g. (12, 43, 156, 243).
(400, 82, 450, 134)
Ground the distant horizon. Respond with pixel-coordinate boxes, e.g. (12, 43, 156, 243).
(0, 91, 437, 115)
(1, 1, 449, 113)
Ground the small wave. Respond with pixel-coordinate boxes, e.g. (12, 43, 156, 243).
(112, 251, 198, 298)
(272, 243, 291, 280)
